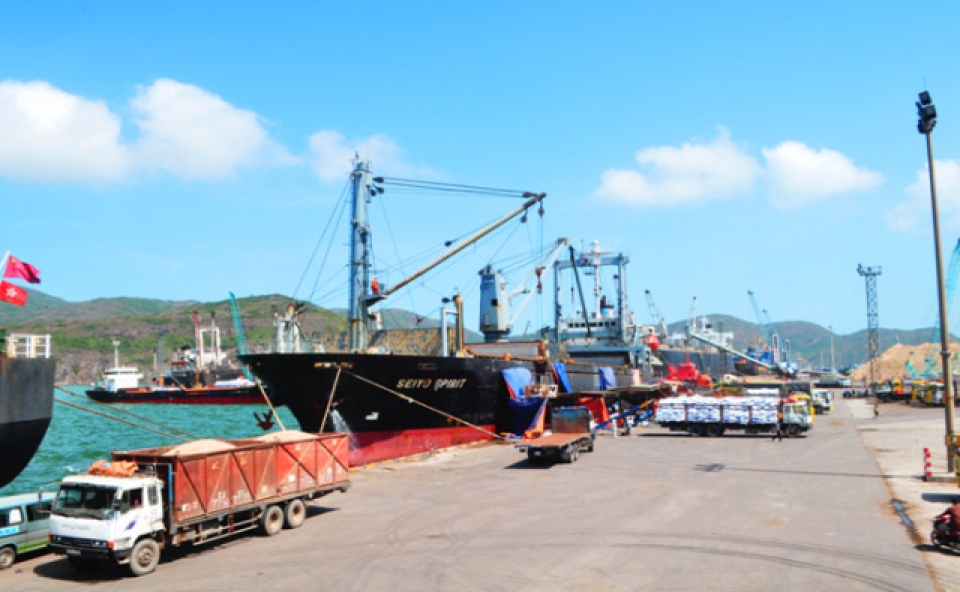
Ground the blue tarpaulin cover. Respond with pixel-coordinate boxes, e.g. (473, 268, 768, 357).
(501, 367, 533, 398)
(552, 362, 572, 393)
(599, 366, 616, 390)
(508, 396, 546, 436)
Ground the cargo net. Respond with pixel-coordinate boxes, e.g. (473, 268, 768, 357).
(655, 396, 778, 425)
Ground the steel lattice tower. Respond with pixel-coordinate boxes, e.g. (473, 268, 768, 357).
(858, 264, 882, 387)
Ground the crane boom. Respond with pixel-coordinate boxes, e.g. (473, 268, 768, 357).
(923, 239, 960, 377)
(644, 290, 668, 338)
(229, 292, 253, 380)
(747, 290, 773, 346)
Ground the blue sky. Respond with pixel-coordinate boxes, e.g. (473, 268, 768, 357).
(3, 1, 960, 336)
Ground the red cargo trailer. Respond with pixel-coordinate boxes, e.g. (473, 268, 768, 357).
(49, 432, 350, 576)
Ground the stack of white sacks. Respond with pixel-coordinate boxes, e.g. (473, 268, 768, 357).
(654, 396, 778, 425)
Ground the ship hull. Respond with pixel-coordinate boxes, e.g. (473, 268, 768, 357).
(241, 351, 531, 466)
(85, 385, 267, 405)
(0, 357, 56, 488)
(657, 348, 736, 377)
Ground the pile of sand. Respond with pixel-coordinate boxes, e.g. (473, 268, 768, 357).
(163, 439, 236, 456)
(850, 342, 960, 381)
(252, 430, 316, 443)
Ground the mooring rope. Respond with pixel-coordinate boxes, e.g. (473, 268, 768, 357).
(55, 385, 198, 441)
(319, 365, 342, 433)
(254, 376, 286, 431)
(54, 395, 192, 442)
(341, 369, 504, 440)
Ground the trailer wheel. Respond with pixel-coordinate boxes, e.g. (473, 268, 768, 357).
(284, 499, 307, 529)
(584, 438, 595, 453)
(705, 424, 723, 438)
(526, 450, 540, 464)
(0, 546, 15, 570)
(688, 424, 704, 437)
(260, 505, 284, 536)
(128, 538, 160, 577)
(569, 448, 579, 463)
(786, 424, 801, 437)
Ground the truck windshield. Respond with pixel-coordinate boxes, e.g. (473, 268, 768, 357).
(52, 484, 118, 520)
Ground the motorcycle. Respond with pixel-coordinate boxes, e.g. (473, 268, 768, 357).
(931, 513, 960, 550)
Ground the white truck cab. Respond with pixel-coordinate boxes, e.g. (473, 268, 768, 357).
(811, 389, 834, 413)
(49, 474, 165, 575)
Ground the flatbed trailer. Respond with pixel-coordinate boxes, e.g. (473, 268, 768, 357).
(516, 406, 595, 464)
(517, 432, 594, 463)
(655, 396, 812, 438)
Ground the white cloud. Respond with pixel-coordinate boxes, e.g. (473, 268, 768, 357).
(592, 128, 761, 206)
(763, 141, 884, 208)
(0, 80, 131, 182)
(308, 129, 436, 182)
(888, 159, 960, 232)
(0, 78, 297, 184)
(131, 79, 296, 179)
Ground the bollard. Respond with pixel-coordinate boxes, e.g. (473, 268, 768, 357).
(924, 447, 932, 481)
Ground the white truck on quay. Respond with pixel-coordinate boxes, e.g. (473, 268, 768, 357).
(654, 396, 812, 437)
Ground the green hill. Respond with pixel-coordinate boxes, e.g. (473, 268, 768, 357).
(1, 291, 949, 383)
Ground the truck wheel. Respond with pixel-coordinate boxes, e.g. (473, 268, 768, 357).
(569, 448, 579, 463)
(584, 439, 595, 453)
(689, 424, 704, 437)
(284, 499, 307, 529)
(705, 424, 722, 437)
(0, 546, 15, 570)
(786, 424, 800, 437)
(128, 538, 160, 577)
(527, 450, 540, 464)
(260, 505, 284, 536)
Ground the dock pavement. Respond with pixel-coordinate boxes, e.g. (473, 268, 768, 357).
(853, 395, 960, 591)
(3, 394, 958, 591)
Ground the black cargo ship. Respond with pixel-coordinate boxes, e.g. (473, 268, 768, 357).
(243, 349, 532, 466)
(242, 163, 549, 467)
(0, 333, 56, 488)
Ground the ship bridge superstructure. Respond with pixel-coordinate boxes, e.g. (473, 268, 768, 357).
(553, 241, 644, 367)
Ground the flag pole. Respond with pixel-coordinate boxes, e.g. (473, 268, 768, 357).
(0, 251, 9, 278)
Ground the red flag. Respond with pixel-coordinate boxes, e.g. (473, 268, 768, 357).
(0, 281, 27, 306)
(4, 256, 41, 284)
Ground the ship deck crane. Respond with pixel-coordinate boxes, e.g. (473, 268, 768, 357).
(747, 290, 795, 375)
(644, 290, 668, 338)
(478, 237, 570, 342)
(747, 290, 774, 348)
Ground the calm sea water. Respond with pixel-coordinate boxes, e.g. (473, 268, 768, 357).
(0, 385, 299, 497)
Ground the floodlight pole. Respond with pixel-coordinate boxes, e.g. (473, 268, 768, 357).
(918, 90, 956, 473)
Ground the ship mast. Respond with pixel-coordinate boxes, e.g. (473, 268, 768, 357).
(346, 160, 546, 353)
(348, 160, 374, 352)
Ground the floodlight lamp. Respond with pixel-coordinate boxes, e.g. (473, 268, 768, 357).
(919, 91, 933, 106)
(373, 177, 384, 183)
